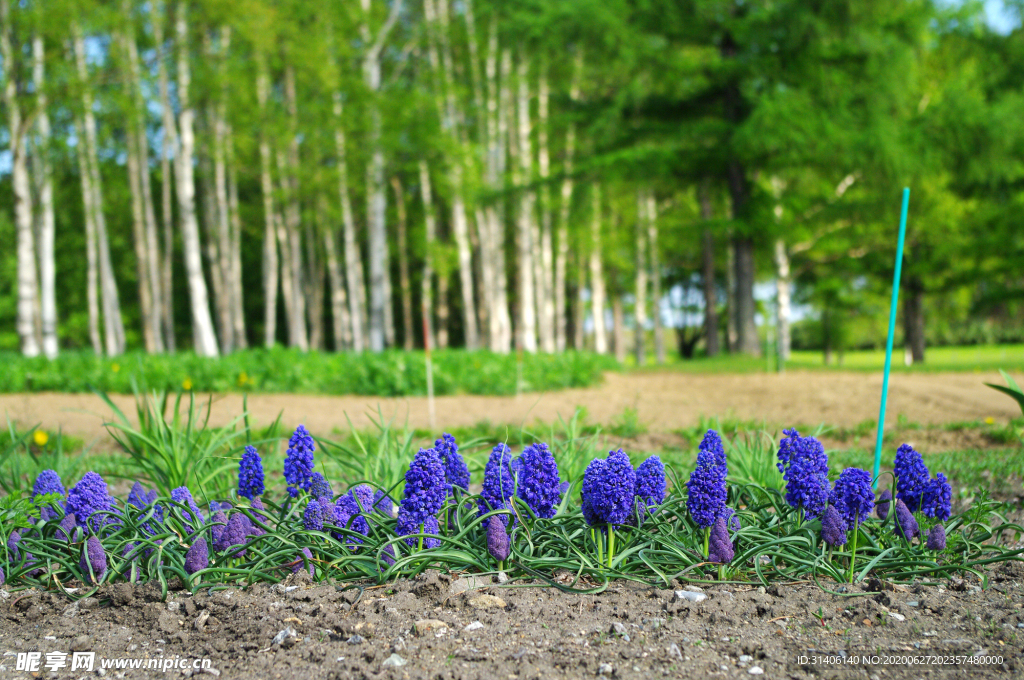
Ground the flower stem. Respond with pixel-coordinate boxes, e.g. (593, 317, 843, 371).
(498, 560, 504, 572)
(848, 514, 860, 584)
(417, 523, 424, 552)
(703, 527, 710, 560)
(594, 528, 603, 566)
(607, 525, 615, 569)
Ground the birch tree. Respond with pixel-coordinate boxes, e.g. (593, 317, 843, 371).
(361, 0, 402, 352)
(153, 2, 176, 351)
(589, 185, 606, 354)
(554, 50, 581, 353)
(333, 93, 367, 351)
(513, 53, 537, 353)
(699, 179, 719, 357)
(2, 2, 39, 357)
(634, 191, 647, 365)
(173, 2, 219, 356)
(74, 24, 125, 356)
(31, 34, 57, 358)
(256, 55, 279, 348)
(391, 176, 414, 350)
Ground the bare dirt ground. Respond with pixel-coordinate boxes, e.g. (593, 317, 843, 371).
(0, 371, 1017, 447)
(2, 563, 1022, 680)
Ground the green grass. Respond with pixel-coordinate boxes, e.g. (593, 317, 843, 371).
(0, 347, 619, 396)
(638, 343, 1024, 374)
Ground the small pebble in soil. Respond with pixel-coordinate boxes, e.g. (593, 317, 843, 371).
(889, 612, 906, 621)
(464, 621, 484, 632)
(748, 666, 764, 675)
(346, 635, 365, 645)
(739, 655, 753, 664)
(720, 636, 729, 642)
(667, 643, 682, 659)
(907, 601, 919, 607)
(674, 590, 707, 603)
(382, 653, 406, 668)
(598, 663, 613, 675)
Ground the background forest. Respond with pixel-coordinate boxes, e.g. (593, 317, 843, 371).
(1, 0, 1023, 367)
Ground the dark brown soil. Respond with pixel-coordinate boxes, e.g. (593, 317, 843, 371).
(3, 563, 1022, 679)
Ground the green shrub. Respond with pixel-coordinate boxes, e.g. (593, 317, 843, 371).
(0, 348, 619, 396)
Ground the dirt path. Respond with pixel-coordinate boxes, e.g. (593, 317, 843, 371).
(0, 370, 1017, 446)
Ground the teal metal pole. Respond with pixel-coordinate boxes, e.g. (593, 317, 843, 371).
(873, 188, 910, 487)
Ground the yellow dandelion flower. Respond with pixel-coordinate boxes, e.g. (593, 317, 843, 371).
(984, 417, 995, 425)
(182, 378, 193, 391)
(238, 371, 249, 386)
(33, 430, 49, 447)
(111, 362, 121, 373)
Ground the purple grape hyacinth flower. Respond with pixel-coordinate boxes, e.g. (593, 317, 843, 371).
(57, 513, 79, 543)
(926, 524, 946, 551)
(65, 472, 115, 528)
(686, 442, 727, 530)
(894, 499, 920, 541)
(373, 489, 395, 518)
(876, 489, 892, 520)
(396, 512, 441, 549)
(921, 473, 952, 521)
(700, 429, 727, 473)
(893, 443, 929, 512)
(829, 468, 875, 530)
(0, 565, 4, 586)
(170, 487, 205, 534)
(308, 473, 334, 501)
(517, 442, 562, 519)
(400, 448, 447, 522)
(32, 469, 65, 499)
(707, 516, 735, 563)
(777, 429, 830, 520)
(238, 445, 265, 500)
(215, 513, 251, 556)
(333, 494, 370, 541)
(581, 450, 636, 527)
(80, 536, 106, 584)
(479, 443, 517, 520)
(486, 515, 511, 562)
(284, 425, 316, 498)
(292, 547, 314, 576)
(436, 433, 470, 494)
(304, 501, 325, 532)
(634, 455, 667, 523)
(820, 505, 847, 547)
(209, 510, 228, 546)
(184, 537, 209, 575)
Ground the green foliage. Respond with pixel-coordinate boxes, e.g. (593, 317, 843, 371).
(0, 348, 618, 396)
(986, 370, 1024, 418)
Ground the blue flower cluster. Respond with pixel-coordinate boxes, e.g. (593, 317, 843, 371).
(581, 449, 636, 527)
(238, 445, 265, 500)
(32, 469, 65, 499)
(65, 472, 115, 529)
(486, 516, 511, 562)
(284, 425, 316, 498)
(820, 505, 847, 547)
(303, 500, 325, 532)
(396, 447, 446, 548)
(436, 433, 470, 494)
(707, 516, 734, 563)
(170, 487, 205, 534)
(893, 443, 929, 512)
(921, 472, 951, 521)
(517, 443, 562, 519)
(479, 443, 517, 520)
(308, 473, 334, 502)
(634, 456, 666, 523)
(687, 433, 727, 529)
(894, 499, 920, 540)
(829, 468, 875, 530)
(184, 537, 208, 575)
(777, 429, 829, 520)
(80, 536, 107, 584)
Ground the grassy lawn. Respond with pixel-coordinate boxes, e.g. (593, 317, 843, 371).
(636, 343, 1024, 374)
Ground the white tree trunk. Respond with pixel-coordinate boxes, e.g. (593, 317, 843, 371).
(153, 2, 176, 351)
(283, 65, 308, 351)
(514, 54, 537, 353)
(361, 0, 402, 351)
(646, 191, 665, 364)
(536, 64, 556, 353)
(555, 51, 582, 353)
(775, 238, 792, 361)
(227, 132, 247, 348)
(323, 221, 352, 351)
(483, 20, 511, 352)
(174, 4, 219, 357)
(590, 185, 607, 354)
(74, 26, 125, 356)
(3, 4, 39, 358)
(256, 58, 279, 348)
(634, 190, 648, 366)
(418, 160, 437, 351)
(274, 148, 298, 343)
(212, 27, 235, 353)
(333, 94, 367, 351)
(75, 113, 102, 355)
(31, 34, 57, 358)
